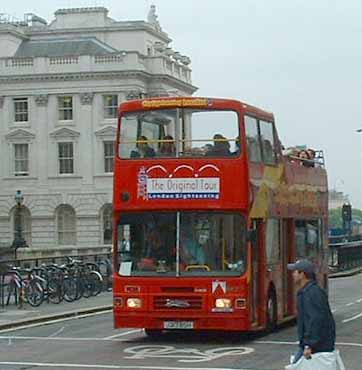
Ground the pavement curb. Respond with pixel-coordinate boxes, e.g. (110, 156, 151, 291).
(0, 304, 113, 331)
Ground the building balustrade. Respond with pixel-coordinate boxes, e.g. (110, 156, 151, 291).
(0, 53, 191, 83)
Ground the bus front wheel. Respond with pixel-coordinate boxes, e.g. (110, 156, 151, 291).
(266, 290, 277, 332)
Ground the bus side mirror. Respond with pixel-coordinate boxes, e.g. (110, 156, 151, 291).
(247, 229, 257, 244)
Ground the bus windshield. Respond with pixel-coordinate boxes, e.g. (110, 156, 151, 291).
(118, 109, 240, 158)
(116, 212, 246, 276)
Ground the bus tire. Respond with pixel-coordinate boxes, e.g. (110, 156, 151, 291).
(266, 290, 277, 332)
(144, 329, 162, 337)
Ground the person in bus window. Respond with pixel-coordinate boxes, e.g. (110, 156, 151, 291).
(206, 134, 231, 157)
(180, 228, 205, 266)
(158, 135, 176, 157)
(130, 135, 156, 158)
(232, 136, 241, 156)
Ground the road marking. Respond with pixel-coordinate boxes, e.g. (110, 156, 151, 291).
(342, 312, 362, 323)
(104, 329, 142, 339)
(0, 336, 127, 341)
(48, 326, 65, 337)
(0, 310, 111, 333)
(357, 298, 362, 303)
(0, 362, 251, 370)
(124, 345, 254, 363)
(346, 302, 355, 306)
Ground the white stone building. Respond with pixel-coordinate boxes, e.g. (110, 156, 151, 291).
(0, 7, 196, 259)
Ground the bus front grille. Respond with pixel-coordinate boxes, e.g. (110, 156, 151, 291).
(153, 296, 202, 310)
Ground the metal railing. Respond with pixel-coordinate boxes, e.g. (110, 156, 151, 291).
(329, 240, 362, 272)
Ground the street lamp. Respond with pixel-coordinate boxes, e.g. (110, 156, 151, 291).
(11, 190, 28, 264)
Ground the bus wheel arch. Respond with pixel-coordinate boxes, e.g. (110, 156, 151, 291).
(266, 285, 277, 332)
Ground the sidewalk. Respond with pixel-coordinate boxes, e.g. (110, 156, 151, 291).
(0, 290, 113, 331)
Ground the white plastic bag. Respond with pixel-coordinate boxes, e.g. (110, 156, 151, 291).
(285, 350, 345, 370)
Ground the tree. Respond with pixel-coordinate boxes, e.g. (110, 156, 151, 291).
(328, 207, 362, 229)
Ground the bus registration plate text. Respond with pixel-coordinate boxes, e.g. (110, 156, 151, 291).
(164, 321, 194, 329)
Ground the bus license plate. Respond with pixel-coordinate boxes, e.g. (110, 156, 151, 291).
(163, 321, 194, 329)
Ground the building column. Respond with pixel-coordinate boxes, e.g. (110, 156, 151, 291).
(34, 94, 49, 185)
(79, 93, 94, 186)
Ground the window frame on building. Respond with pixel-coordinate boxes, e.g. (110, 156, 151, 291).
(101, 204, 113, 245)
(58, 142, 74, 175)
(13, 97, 29, 123)
(103, 141, 115, 173)
(58, 96, 73, 121)
(56, 204, 76, 245)
(103, 95, 118, 119)
(14, 143, 29, 176)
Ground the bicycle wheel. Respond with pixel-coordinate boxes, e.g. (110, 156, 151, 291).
(48, 279, 63, 304)
(90, 272, 103, 296)
(82, 277, 93, 298)
(25, 280, 44, 307)
(63, 277, 78, 302)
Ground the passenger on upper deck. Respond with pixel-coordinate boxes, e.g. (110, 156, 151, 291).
(299, 150, 314, 168)
(206, 134, 231, 157)
(158, 135, 176, 157)
(130, 135, 156, 158)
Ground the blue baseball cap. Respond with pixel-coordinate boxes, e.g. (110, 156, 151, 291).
(287, 259, 315, 274)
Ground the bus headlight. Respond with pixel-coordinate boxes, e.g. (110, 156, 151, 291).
(215, 298, 232, 309)
(127, 298, 142, 308)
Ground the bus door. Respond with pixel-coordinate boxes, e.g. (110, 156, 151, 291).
(281, 219, 294, 316)
(250, 219, 264, 326)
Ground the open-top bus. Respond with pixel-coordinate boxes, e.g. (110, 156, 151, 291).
(113, 97, 328, 334)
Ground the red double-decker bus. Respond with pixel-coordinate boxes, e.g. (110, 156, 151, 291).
(113, 97, 328, 334)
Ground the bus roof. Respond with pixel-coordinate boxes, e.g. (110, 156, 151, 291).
(119, 96, 274, 121)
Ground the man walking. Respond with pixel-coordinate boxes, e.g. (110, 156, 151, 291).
(287, 259, 336, 364)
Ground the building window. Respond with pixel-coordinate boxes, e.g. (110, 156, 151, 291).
(14, 143, 29, 176)
(104, 141, 115, 173)
(102, 204, 113, 245)
(58, 96, 73, 121)
(103, 95, 118, 119)
(57, 205, 76, 245)
(14, 98, 28, 122)
(58, 142, 74, 174)
(12, 206, 32, 246)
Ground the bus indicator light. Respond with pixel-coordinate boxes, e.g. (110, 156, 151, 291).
(235, 298, 247, 309)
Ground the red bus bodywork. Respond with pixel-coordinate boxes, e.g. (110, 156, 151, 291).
(113, 97, 328, 332)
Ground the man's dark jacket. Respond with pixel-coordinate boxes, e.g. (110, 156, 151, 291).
(297, 280, 336, 353)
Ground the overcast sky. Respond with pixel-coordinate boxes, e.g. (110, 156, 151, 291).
(4, 0, 362, 207)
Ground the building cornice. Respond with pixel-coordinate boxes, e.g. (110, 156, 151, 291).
(0, 70, 197, 92)
(0, 24, 29, 41)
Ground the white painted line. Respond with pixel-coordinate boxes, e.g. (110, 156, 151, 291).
(357, 298, 362, 303)
(346, 302, 354, 307)
(104, 329, 142, 339)
(342, 312, 362, 323)
(255, 340, 297, 345)
(0, 362, 249, 370)
(0, 336, 126, 342)
(0, 310, 111, 334)
(48, 326, 65, 338)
